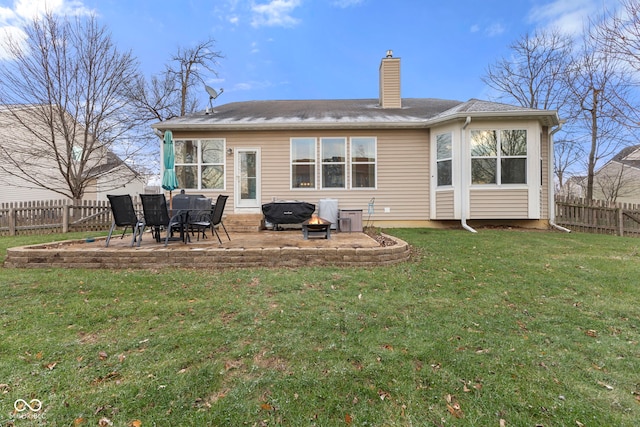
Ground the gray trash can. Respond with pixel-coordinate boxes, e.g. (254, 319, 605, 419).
(318, 198, 338, 230)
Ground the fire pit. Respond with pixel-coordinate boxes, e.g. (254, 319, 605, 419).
(302, 215, 332, 240)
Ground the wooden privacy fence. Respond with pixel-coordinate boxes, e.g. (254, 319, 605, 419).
(554, 197, 640, 237)
(0, 199, 140, 236)
(3, 196, 640, 238)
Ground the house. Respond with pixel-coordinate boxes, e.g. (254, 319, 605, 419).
(589, 144, 640, 204)
(152, 52, 561, 230)
(0, 105, 146, 204)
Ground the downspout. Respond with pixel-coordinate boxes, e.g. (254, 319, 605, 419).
(460, 116, 477, 233)
(548, 121, 571, 232)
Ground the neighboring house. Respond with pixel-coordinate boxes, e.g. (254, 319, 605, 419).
(152, 52, 561, 229)
(0, 105, 146, 204)
(558, 175, 585, 199)
(590, 144, 640, 204)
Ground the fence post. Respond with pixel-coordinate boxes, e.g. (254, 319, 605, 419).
(617, 207, 624, 236)
(62, 204, 70, 233)
(9, 207, 16, 236)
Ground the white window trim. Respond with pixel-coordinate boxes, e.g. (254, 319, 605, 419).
(469, 129, 528, 188)
(435, 132, 453, 188)
(173, 138, 226, 191)
(320, 136, 347, 190)
(290, 137, 317, 190)
(349, 136, 377, 190)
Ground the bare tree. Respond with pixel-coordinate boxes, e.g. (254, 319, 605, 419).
(482, 28, 582, 187)
(565, 23, 638, 201)
(129, 37, 223, 122)
(483, 27, 574, 110)
(0, 12, 144, 201)
(597, 0, 640, 73)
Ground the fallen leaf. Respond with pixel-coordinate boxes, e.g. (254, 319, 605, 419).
(44, 362, 57, 370)
(378, 390, 390, 401)
(382, 344, 394, 351)
(445, 394, 464, 418)
(118, 354, 126, 363)
(98, 418, 113, 427)
(73, 417, 86, 425)
(36, 351, 43, 360)
(261, 403, 273, 411)
(576, 421, 585, 427)
(597, 381, 613, 390)
(129, 420, 142, 427)
(500, 419, 506, 427)
(98, 351, 108, 360)
(586, 329, 597, 337)
(345, 413, 352, 424)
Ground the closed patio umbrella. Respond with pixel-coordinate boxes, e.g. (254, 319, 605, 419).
(161, 130, 179, 208)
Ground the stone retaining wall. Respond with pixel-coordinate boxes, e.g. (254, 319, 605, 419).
(4, 235, 411, 269)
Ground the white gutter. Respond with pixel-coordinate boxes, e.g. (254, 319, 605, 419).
(460, 116, 477, 233)
(548, 121, 571, 232)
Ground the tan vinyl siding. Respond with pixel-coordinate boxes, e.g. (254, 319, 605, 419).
(435, 190, 454, 219)
(379, 58, 401, 108)
(173, 129, 431, 220)
(541, 127, 549, 219)
(470, 189, 529, 219)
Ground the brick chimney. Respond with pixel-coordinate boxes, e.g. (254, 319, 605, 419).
(379, 50, 401, 108)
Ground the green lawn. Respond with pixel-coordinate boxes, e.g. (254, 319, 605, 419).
(1, 229, 639, 426)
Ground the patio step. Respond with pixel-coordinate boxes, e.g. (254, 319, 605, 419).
(223, 213, 264, 232)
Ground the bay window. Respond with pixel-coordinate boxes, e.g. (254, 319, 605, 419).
(470, 129, 527, 185)
(436, 133, 452, 186)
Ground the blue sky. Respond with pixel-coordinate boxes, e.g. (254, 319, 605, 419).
(0, 0, 619, 107)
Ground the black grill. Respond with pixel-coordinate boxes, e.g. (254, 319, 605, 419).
(262, 201, 315, 229)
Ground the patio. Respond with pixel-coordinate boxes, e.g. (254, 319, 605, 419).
(3, 229, 410, 269)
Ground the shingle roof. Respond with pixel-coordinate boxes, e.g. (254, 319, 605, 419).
(153, 97, 559, 131)
(610, 144, 640, 169)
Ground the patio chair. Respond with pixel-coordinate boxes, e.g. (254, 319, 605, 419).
(209, 194, 230, 244)
(106, 194, 145, 247)
(140, 194, 186, 246)
(187, 197, 214, 241)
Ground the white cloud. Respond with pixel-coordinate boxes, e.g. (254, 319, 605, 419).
(0, 25, 26, 59)
(486, 22, 505, 37)
(469, 21, 505, 37)
(229, 15, 239, 25)
(528, 0, 600, 35)
(251, 0, 301, 28)
(0, 0, 93, 60)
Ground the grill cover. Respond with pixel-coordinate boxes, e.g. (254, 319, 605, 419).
(262, 201, 315, 225)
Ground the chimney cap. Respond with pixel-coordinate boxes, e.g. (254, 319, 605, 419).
(386, 50, 393, 58)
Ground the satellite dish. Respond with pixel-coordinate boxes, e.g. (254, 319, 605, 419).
(205, 85, 224, 113)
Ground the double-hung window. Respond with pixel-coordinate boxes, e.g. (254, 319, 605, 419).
(351, 137, 376, 188)
(174, 139, 225, 189)
(321, 137, 346, 188)
(470, 130, 527, 185)
(436, 133, 452, 186)
(291, 137, 316, 188)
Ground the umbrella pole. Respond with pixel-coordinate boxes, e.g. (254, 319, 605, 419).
(169, 190, 173, 210)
